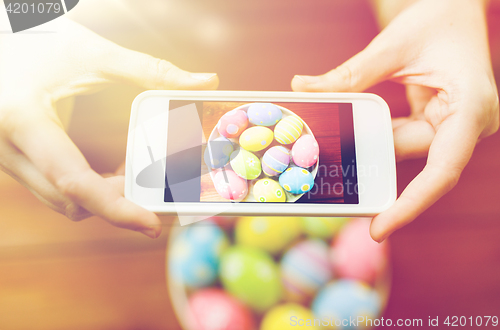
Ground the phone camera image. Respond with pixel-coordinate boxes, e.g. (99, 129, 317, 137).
(164, 100, 359, 205)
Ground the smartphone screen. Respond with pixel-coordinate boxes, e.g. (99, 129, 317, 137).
(164, 101, 358, 204)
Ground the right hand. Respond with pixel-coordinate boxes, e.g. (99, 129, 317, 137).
(0, 18, 219, 238)
(291, 0, 499, 242)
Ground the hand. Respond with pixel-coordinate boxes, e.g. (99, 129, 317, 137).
(291, 0, 499, 241)
(0, 18, 219, 238)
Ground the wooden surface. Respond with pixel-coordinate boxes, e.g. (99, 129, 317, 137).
(1, 0, 500, 329)
(200, 102, 344, 202)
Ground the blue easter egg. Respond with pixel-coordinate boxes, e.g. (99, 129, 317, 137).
(279, 167, 314, 194)
(281, 239, 333, 302)
(247, 103, 283, 127)
(204, 137, 234, 169)
(311, 280, 382, 329)
(169, 221, 229, 288)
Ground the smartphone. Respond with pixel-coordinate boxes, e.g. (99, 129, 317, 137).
(125, 91, 396, 222)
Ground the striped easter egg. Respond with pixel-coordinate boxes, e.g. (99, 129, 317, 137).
(274, 116, 304, 144)
(312, 280, 382, 328)
(262, 146, 291, 176)
(280, 239, 333, 303)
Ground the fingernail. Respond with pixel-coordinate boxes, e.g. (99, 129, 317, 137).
(294, 75, 319, 84)
(294, 75, 307, 83)
(190, 73, 217, 81)
(140, 227, 158, 239)
(377, 234, 388, 243)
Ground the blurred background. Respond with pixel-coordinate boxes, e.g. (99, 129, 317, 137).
(1, 0, 500, 329)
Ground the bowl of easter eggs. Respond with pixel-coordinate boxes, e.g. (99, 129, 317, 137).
(204, 103, 320, 203)
(167, 217, 391, 330)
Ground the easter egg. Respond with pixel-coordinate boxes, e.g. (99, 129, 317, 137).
(280, 239, 333, 303)
(213, 169, 248, 201)
(247, 103, 283, 126)
(274, 116, 303, 144)
(217, 109, 248, 138)
(279, 167, 315, 194)
(187, 288, 256, 330)
(292, 135, 319, 168)
(261, 304, 319, 330)
(311, 280, 382, 329)
(204, 137, 234, 169)
(262, 146, 290, 176)
(230, 149, 262, 180)
(208, 216, 238, 229)
(169, 221, 229, 288)
(235, 217, 302, 255)
(302, 217, 350, 239)
(219, 246, 282, 313)
(239, 126, 274, 152)
(253, 179, 286, 203)
(331, 218, 388, 284)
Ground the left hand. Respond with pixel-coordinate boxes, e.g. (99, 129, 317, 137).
(0, 17, 219, 238)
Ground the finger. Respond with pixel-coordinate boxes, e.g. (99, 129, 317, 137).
(370, 113, 480, 242)
(103, 45, 219, 90)
(406, 85, 436, 115)
(7, 113, 162, 238)
(291, 39, 403, 92)
(391, 117, 411, 130)
(390, 86, 437, 161)
(114, 161, 126, 176)
(393, 118, 435, 161)
(0, 141, 91, 220)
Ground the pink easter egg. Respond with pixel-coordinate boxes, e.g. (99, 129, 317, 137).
(208, 216, 238, 229)
(217, 109, 249, 138)
(330, 218, 389, 284)
(291, 135, 319, 168)
(187, 288, 256, 330)
(213, 169, 248, 201)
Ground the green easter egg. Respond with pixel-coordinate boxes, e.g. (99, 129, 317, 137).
(235, 217, 302, 255)
(302, 217, 350, 239)
(219, 246, 282, 313)
(230, 149, 262, 180)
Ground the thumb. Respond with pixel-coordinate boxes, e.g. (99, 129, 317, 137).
(104, 46, 219, 90)
(291, 42, 399, 93)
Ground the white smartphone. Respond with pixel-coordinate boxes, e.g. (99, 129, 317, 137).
(125, 91, 396, 223)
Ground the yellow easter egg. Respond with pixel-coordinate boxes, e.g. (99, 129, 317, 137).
(235, 217, 303, 255)
(261, 304, 320, 330)
(274, 116, 304, 144)
(253, 179, 286, 203)
(239, 126, 274, 152)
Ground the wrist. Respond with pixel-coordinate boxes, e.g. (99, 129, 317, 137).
(372, 0, 489, 28)
(371, 0, 418, 28)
